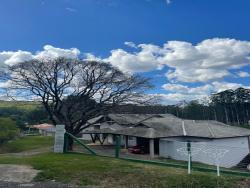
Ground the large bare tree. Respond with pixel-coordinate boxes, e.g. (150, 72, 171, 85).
(6, 58, 152, 148)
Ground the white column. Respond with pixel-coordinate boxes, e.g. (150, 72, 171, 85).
(216, 159, 220, 176)
(54, 125, 65, 153)
(149, 139, 154, 158)
(188, 153, 191, 174)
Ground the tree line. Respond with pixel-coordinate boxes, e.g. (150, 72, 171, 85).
(112, 87, 250, 126)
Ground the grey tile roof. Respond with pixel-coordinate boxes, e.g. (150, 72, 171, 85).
(107, 114, 160, 125)
(83, 114, 250, 139)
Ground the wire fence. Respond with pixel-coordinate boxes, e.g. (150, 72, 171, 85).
(65, 133, 250, 177)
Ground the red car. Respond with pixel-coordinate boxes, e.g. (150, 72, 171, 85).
(128, 145, 148, 154)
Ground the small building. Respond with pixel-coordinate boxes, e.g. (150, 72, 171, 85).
(82, 114, 250, 168)
(32, 123, 55, 136)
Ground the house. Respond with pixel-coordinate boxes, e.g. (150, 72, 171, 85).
(82, 114, 250, 168)
(81, 114, 159, 146)
(32, 123, 55, 136)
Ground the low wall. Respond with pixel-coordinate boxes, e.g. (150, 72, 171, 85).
(159, 137, 250, 168)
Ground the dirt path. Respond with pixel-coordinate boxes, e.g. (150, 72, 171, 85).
(0, 163, 86, 187)
(0, 164, 39, 183)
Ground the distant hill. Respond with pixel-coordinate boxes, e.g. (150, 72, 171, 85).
(0, 101, 41, 111)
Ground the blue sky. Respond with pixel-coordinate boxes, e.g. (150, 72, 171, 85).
(0, 0, 250, 104)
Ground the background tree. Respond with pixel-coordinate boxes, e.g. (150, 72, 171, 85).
(7, 58, 153, 149)
(111, 88, 250, 126)
(0, 117, 18, 144)
(211, 88, 250, 125)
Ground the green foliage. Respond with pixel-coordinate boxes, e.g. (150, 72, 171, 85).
(0, 101, 49, 130)
(26, 107, 50, 124)
(0, 117, 19, 144)
(0, 100, 40, 111)
(0, 136, 53, 153)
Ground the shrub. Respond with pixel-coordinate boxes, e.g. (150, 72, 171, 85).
(0, 117, 19, 144)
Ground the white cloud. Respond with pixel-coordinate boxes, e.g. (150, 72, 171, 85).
(166, 68, 230, 83)
(0, 50, 33, 66)
(65, 7, 77, 12)
(93, 38, 250, 82)
(35, 45, 80, 60)
(84, 53, 102, 61)
(164, 81, 250, 94)
(166, 0, 171, 5)
(237, 71, 250, 77)
(211, 81, 248, 92)
(103, 44, 164, 73)
(161, 81, 250, 104)
(161, 38, 250, 82)
(0, 80, 12, 88)
(162, 83, 189, 93)
(0, 45, 80, 68)
(1, 39, 250, 104)
(162, 83, 214, 94)
(153, 93, 207, 105)
(124, 41, 137, 48)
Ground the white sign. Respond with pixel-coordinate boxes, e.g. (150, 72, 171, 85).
(54, 125, 65, 153)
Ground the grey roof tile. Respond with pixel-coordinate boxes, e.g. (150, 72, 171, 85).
(83, 114, 250, 139)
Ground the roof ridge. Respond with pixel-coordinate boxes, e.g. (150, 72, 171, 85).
(206, 122, 215, 137)
(182, 120, 187, 136)
(133, 114, 160, 127)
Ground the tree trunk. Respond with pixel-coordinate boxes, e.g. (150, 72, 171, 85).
(65, 124, 74, 151)
(229, 105, 234, 124)
(202, 107, 206, 120)
(224, 106, 229, 124)
(235, 105, 240, 126)
(247, 108, 249, 120)
(176, 109, 179, 118)
(213, 108, 217, 121)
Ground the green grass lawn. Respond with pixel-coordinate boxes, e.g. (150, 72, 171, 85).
(0, 152, 249, 188)
(0, 136, 53, 153)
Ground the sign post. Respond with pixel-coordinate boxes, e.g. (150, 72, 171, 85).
(54, 125, 65, 153)
(187, 141, 191, 174)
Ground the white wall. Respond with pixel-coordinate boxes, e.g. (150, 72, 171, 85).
(159, 137, 250, 168)
(105, 135, 136, 146)
(81, 134, 92, 140)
